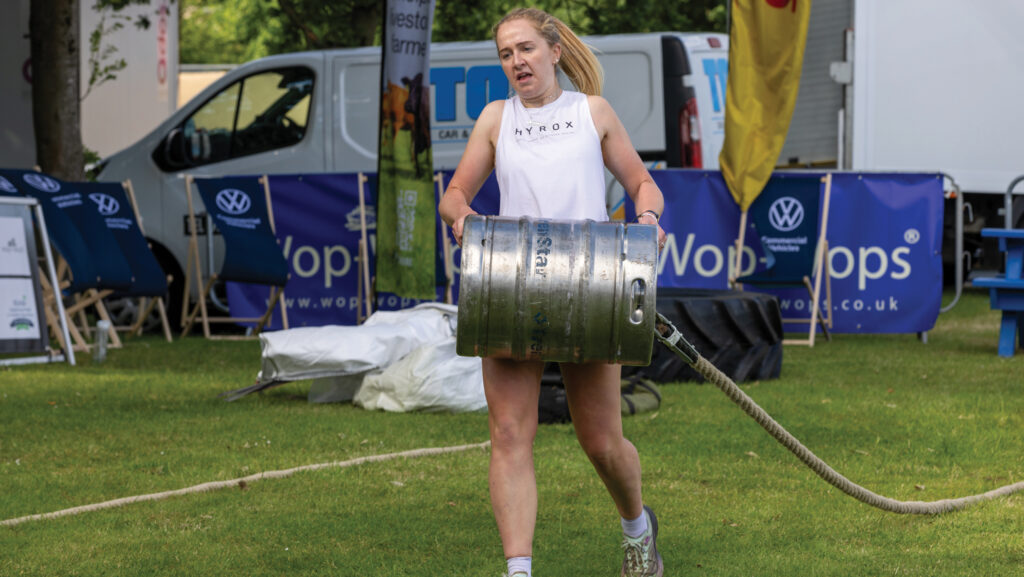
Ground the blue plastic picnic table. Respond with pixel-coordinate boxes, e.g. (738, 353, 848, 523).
(973, 228, 1024, 357)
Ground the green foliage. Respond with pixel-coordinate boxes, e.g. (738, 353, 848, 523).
(94, 0, 177, 29)
(179, 0, 728, 64)
(572, 0, 727, 34)
(82, 9, 128, 102)
(181, 0, 383, 64)
(82, 146, 103, 178)
(271, 0, 383, 50)
(180, 0, 282, 64)
(95, 0, 161, 10)
(430, 0, 728, 42)
(431, 0, 513, 42)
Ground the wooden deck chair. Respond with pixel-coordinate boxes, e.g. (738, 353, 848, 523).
(181, 175, 289, 339)
(75, 180, 174, 342)
(0, 169, 129, 353)
(736, 173, 833, 346)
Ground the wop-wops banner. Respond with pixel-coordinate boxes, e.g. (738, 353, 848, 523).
(628, 170, 944, 333)
(229, 170, 942, 334)
(226, 172, 498, 328)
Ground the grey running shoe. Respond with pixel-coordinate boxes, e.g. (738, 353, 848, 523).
(620, 505, 664, 577)
(502, 573, 529, 577)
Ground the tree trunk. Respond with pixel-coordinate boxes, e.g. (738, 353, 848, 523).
(350, 2, 381, 47)
(30, 0, 84, 181)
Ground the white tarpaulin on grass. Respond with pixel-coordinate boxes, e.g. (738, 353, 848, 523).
(355, 338, 485, 413)
(254, 303, 485, 412)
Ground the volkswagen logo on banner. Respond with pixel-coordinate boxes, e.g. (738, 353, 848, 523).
(216, 188, 251, 215)
(23, 173, 61, 193)
(767, 196, 805, 232)
(0, 176, 17, 193)
(88, 193, 120, 216)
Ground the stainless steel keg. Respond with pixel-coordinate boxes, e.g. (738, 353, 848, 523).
(456, 215, 658, 365)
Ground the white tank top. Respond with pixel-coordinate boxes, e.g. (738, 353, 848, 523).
(495, 91, 608, 221)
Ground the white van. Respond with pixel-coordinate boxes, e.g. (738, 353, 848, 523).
(97, 32, 728, 317)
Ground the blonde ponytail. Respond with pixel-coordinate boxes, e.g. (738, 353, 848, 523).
(553, 20, 603, 96)
(494, 8, 604, 96)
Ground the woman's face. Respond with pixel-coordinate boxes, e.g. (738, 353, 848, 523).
(495, 18, 561, 102)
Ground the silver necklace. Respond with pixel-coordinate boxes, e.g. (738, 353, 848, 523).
(523, 90, 561, 126)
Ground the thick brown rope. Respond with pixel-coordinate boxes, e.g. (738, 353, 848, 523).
(1, 441, 490, 528)
(692, 353, 1024, 514)
(654, 312, 1023, 514)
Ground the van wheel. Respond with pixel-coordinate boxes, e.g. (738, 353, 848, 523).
(626, 288, 784, 383)
(148, 242, 185, 332)
(101, 247, 184, 336)
(102, 296, 158, 333)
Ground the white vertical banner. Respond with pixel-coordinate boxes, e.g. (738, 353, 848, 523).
(375, 0, 438, 299)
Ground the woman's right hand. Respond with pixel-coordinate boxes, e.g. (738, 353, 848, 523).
(451, 212, 474, 246)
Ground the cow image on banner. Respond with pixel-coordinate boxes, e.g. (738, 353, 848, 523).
(376, 0, 438, 299)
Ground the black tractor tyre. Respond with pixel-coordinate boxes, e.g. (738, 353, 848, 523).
(628, 288, 784, 384)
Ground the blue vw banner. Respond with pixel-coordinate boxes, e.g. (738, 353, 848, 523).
(737, 173, 824, 286)
(228, 174, 386, 328)
(628, 170, 944, 334)
(226, 172, 499, 327)
(228, 170, 940, 334)
(643, 170, 745, 289)
(818, 172, 944, 333)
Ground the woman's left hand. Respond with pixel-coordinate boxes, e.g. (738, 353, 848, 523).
(637, 211, 667, 250)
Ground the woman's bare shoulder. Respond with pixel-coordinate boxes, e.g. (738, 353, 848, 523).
(585, 94, 615, 120)
(472, 99, 505, 138)
(478, 99, 506, 123)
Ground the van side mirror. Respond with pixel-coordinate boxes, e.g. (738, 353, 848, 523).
(163, 128, 189, 169)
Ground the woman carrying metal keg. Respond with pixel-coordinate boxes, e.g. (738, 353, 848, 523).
(439, 8, 668, 577)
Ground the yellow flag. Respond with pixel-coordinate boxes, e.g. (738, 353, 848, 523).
(719, 0, 812, 211)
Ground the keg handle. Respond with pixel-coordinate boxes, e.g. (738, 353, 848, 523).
(629, 279, 646, 324)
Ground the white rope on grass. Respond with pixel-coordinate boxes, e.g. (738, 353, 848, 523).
(1, 441, 491, 528)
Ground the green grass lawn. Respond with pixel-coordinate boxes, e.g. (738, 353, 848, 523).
(1, 290, 1021, 576)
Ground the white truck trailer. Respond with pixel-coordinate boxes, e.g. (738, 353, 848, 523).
(780, 0, 1024, 276)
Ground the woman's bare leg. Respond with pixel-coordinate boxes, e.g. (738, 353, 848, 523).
(482, 357, 545, 559)
(561, 362, 643, 520)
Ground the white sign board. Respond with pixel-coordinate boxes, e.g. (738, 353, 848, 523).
(0, 202, 48, 353)
(0, 278, 41, 340)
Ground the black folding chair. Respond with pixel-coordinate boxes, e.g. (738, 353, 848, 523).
(181, 174, 290, 339)
(75, 180, 174, 342)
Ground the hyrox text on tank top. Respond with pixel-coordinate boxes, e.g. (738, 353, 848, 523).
(495, 91, 608, 221)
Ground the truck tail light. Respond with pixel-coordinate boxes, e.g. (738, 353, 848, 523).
(679, 97, 703, 168)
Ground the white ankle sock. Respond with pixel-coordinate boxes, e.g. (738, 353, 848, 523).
(507, 556, 531, 576)
(621, 510, 649, 538)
